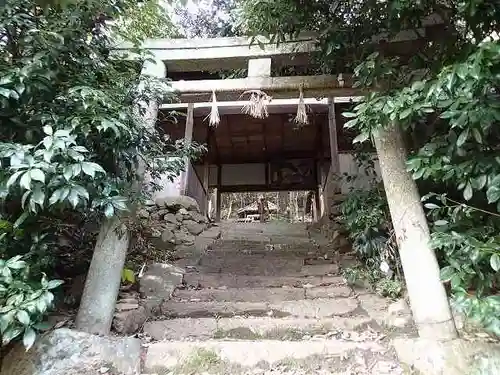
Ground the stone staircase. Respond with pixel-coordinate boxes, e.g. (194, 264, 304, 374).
(141, 222, 414, 375)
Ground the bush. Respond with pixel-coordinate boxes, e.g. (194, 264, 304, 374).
(339, 185, 403, 298)
(424, 193, 500, 337)
(0, 255, 62, 349)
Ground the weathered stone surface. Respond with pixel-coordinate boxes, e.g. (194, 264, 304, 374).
(393, 338, 500, 375)
(113, 306, 147, 334)
(155, 195, 200, 211)
(305, 286, 352, 299)
(199, 226, 222, 240)
(174, 287, 305, 303)
(161, 229, 174, 243)
(385, 299, 413, 328)
(300, 264, 339, 276)
(140, 263, 185, 300)
(144, 339, 385, 370)
(270, 298, 359, 318)
(1, 328, 141, 375)
(161, 300, 269, 318)
(143, 315, 374, 341)
(137, 208, 150, 218)
(357, 293, 390, 324)
(183, 273, 345, 289)
(183, 219, 205, 235)
(173, 228, 195, 245)
(179, 207, 189, 215)
(115, 302, 139, 312)
(190, 211, 208, 223)
(164, 213, 178, 223)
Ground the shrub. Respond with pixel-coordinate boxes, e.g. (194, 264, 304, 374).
(0, 255, 62, 349)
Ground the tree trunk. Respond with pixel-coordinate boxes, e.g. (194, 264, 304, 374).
(75, 217, 130, 334)
(373, 123, 457, 340)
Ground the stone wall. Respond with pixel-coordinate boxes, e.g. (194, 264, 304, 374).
(309, 194, 351, 256)
(113, 195, 222, 335)
(138, 195, 210, 249)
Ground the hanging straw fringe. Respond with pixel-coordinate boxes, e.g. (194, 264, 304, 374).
(204, 90, 220, 127)
(240, 90, 272, 119)
(294, 83, 309, 126)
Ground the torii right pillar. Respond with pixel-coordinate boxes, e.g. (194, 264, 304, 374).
(322, 98, 341, 217)
(373, 123, 457, 340)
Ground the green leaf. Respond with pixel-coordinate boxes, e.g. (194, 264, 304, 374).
(490, 254, 500, 272)
(46, 280, 64, 290)
(19, 172, 31, 190)
(472, 128, 482, 143)
(23, 327, 36, 350)
(353, 133, 369, 144)
(121, 268, 136, 283)
(16, 310, 30, 325)
(6, 171, 24, 189)
(424, 203, 440, 209)
(457, 128, 469, 146)
(399, 108, 412, 120)
(2, 327, 22, 346)
(435, 220, 449, 226)
(463, 182, 473, 201)
(344, 119, 358, 128)
(104, 204, 114, 217)
(13, 211, 29, 229)
(342, 112, 357, 118)
(440, 266, 455, 281)
(42, 125, 53, 135)
(486, 186, 500, 204)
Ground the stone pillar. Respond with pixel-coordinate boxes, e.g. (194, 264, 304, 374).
(373, 123, 457, 340)
(248, 58, 271, 77)
(76, 59, 167, 335)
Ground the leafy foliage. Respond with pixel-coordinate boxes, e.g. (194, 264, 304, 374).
(117, 0, 182, 43)
(175, 0, 242, 38)
(0, 255, 61, 349)
(241, 0, 500, 335)
(0, 0, 204, 348)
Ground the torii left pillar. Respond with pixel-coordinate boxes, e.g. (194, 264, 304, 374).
(76, 59, 166, 335)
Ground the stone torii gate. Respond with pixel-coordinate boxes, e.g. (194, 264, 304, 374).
(117, 35, 366, 223)
(114, 29, 457, 341)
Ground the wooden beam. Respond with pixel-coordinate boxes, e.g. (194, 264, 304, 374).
(171, 74, 356, 96)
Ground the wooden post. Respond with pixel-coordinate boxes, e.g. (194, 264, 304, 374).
(203, 160, 209, 215)
(215, 165, 222, 222)
(328, 98, 340, 189)
(180, 103, 194, 195)
(314, 188, 321, 221)
(325, 98, 340, 214)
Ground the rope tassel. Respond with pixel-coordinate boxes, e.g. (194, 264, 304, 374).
(294, 84, 309, 126)
(241, 90, 272, 119)
(206, 90, 220, 127)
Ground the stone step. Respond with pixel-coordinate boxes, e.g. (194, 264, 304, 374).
(144, 338, 400, 374)
(160, 297, 361, 319)
(183, 273, 345, 289)
(143, 316, 377, 341)
(173, 285, 352, 303)
(188, 261, 340, 277)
